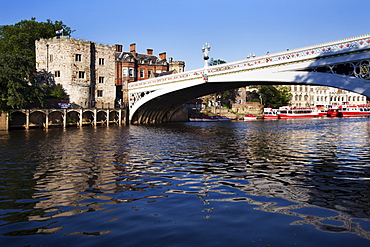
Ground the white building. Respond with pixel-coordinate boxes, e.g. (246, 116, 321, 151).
(289, 85, 367, 107)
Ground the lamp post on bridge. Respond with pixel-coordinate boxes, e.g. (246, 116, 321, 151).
(202, 43, 211, 68)
(202, 43, 211, 82)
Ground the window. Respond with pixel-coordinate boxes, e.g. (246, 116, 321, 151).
(148, 70, 152, 78)
(99, 77, 104, 83)
(75, 54, 82, 61)
(78, 71, 85, 78)
(55, 71, 61, 77)
(140, 69, 144, 78)
(97, 90, 103, 97)
(129, 68, 134, 77)
(123, 68, 128, 77)
(99, 58, 104, 65)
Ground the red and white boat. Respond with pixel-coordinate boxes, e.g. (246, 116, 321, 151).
(243, 114, 257, 120)
(327, 104, 370, 117)
(316, 106, 328, 117)
(262, 108, 278, 119)
(277, 107, 319, 119)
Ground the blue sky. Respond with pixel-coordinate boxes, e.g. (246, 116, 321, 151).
(1, 0, 369, 71)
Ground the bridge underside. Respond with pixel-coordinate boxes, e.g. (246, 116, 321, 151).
(130, 81, 292, 124)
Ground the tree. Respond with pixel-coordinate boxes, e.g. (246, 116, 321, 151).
(0, 18, 74, 110)
(208, 58, 238, 108)
(256, 85, 291, 108)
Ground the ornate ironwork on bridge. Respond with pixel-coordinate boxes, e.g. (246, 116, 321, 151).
(308, 60, 370, 80)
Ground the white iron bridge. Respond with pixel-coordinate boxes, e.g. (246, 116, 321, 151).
(128, 33, 370, 124)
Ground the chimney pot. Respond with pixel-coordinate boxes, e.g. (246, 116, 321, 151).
(115, 44, 122, 52)
(159, 52, 167, 60)
(130, 43, 137, 56)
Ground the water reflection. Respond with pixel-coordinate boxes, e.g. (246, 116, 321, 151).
(0, 118, 370, 244)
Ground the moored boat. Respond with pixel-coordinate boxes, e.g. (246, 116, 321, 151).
(327, 104, 370, 117)
(189, 115, 232, 122)
(262, 108, 278, 119)
(216, 115, 232, 121)
(316, 106, 328, 117)
(277, 107, 319, 119)
(243, 114, 257, 120)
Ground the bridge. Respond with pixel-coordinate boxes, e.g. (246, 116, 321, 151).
(128, 33, 370, 124)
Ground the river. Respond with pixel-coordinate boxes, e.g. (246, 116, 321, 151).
(0, 117, 370, 246)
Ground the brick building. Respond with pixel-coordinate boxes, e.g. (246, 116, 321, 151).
(35, 37, 185, 108)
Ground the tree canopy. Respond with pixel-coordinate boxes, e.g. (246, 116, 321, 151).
(256, 85, 291, 108)
(0, 18, 73, 111)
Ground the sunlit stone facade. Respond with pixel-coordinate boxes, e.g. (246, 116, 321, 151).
(289, 85, 367, 107)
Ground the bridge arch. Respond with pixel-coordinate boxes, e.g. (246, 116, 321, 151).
(128, 33, 370, 124)
(130, 70, 370, 124)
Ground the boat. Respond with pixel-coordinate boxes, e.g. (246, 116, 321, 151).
(216, 115, 232, 121)
(243, 114, 257, 120)
(202, 116, 219, 122)
(189, 115, 204, 121)
(189, 115, 232, 122)
(327, 103, 370, 117)
(262, 108, 278, 119)
(316, 106, 328, 117)
(277, 107, 319, 119)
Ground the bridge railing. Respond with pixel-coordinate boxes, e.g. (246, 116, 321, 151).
(128, 33, 370, 90)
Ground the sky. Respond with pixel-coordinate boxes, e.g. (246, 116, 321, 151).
(1, 0, 369, 71)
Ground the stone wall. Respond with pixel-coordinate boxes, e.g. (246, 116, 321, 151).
(36, 37, 116, 108)
(0, 112, 8, 131)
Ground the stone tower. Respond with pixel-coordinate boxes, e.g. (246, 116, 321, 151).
(36, 37, 116, 108)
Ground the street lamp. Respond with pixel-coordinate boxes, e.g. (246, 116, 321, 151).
(202, 43, 211, 68)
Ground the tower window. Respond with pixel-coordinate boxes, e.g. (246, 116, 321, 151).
(78, 71, 85, 78)
(75, 54, 82, 61)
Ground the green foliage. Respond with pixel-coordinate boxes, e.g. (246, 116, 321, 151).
(47, 84, 67, 99)
(208, 58, 226, 66)
(0, 18, 73, 110)
(0, 54, 34, 110)
(256, 85, 291, 108)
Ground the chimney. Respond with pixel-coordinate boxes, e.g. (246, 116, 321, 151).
(147, 49, 153, 55)
(115, 44, 122, 52)
(130, 43, 136, 56)
(159, 52, 166, 60)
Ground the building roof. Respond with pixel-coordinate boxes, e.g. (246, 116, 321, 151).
(115, 51, 165, 63)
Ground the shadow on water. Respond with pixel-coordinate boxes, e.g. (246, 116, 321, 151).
(0, 118, 370, 245)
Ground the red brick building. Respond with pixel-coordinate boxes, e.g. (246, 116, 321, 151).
(114, 43, 185, 105)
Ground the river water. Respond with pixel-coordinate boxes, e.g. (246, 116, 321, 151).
(0, 117, 370, 246)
